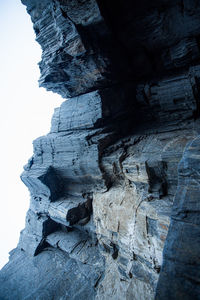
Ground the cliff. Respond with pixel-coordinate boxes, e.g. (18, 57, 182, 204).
(1, 1, 200, 299)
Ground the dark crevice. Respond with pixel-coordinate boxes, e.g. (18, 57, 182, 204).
(192, 76, 200, 119)
(66, 196, 93, 226)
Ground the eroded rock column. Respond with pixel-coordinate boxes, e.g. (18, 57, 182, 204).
(156, 136, 200, 299)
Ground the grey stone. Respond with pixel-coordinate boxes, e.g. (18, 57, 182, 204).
(0, 248, 98, 300)
(156, 136, 200, 299)
(2, 0, 200, 299)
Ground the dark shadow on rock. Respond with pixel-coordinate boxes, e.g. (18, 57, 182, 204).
(67, 197, 93, 226)
(39, 166, 64, 202)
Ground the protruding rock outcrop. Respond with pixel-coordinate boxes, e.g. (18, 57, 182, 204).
(156, 136, 200, 299)
(1, 0, 200, 299)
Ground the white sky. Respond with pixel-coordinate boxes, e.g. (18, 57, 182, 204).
(0, 0, 62, 269)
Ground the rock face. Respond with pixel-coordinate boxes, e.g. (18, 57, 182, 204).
(1, 0, 200, 299)
(156, 136, 200, 299)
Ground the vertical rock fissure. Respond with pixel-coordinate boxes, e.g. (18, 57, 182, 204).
(1, 1, 200, 299)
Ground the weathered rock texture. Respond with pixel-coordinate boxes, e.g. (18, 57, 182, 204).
(1, 0, 200, 299)
(156, 136, 200, 300)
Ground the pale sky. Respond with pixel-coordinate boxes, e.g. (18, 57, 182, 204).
(0, 0, 62, 269)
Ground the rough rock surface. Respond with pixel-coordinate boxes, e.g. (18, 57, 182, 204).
(156, 136, 200, 299)
(1, 0, 200, 299)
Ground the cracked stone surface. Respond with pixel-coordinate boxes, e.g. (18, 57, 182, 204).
(1, 0, 200, 299)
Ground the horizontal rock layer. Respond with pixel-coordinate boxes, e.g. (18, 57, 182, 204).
(1, 0, 200, 299)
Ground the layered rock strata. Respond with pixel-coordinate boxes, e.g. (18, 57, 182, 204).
(156, 136, 200, 300)
(1, 0, 200, 299)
